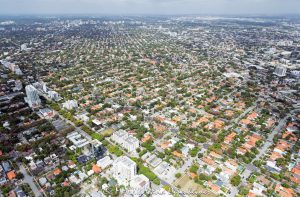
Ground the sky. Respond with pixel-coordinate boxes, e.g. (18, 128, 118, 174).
(0, 0, 300, 15)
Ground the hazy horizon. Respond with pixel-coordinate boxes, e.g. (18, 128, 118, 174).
(1, 0, 300, 16)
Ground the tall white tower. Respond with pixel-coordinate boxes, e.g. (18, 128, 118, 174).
(113, 156, 137, 186)
(24, 85, 41, 108)
(273, 66, 287, 77)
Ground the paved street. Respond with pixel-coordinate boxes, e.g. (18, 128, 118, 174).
(45, 95, 92, 140)
(227, 103, 300, 197)
(254, 115, 289, 161)
(18, 163, 43, 197)
(177, 157, 194, 174)
(53, 109, 92, 141)
(224, 104, 257, 130)
(230, 114, 291, 197)
(228, 186, 239, 197)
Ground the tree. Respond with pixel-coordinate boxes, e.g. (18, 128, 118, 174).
(130, 158, 160, 185)
(108, 146, 123, 156)
(63, 191, 71, 197)
(91, 133, 104, 141)
(255, 140, 263, 147)
(141, 140, 155, 152)
(276, 158, 286, 167)
(282, 183, 290, 188)
(247, 175, 256, 184)
(253, 160, 263, 167)
(81, 125, 93, 135)
(209, 143, 221, 151)
(74, 120, 83, 127)
(198, 153, 203, 158)
(50, 102, 60, 111)
(215, 167, 222, 173)
(198, 173, 209, 181)
(139, 149, 147, 157)
(189, 165, 199, 173)
(231, 175, 241, 186)
(16, 172, 24, 179)
(175, 173, 182, 178)
(153, 178, 160, 185)
(190, 147, 199, 157)
(239, 187, 249, 196)
(1, 185, 11, 195)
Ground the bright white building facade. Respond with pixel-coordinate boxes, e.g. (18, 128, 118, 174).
(48, 91, 60, 101)
(112, 156, 137, 186)
(273, 66, 287, 77)
(24, 85, 41, 108)
(62, 100, 78, 110)
(128, 174, 150, 197)
(111, 130, 139, 152)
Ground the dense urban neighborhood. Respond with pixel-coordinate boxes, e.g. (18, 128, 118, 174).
(0, 15, 300, 197)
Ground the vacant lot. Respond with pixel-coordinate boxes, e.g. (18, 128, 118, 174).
(174, 174, 216, 197)
(102, 127, 114, 136)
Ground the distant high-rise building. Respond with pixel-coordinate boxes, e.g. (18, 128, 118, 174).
(32, 81, 47, 92)
(273, 66, 287, 77)
(48, 91, 60, 101)
(24, 85, 41, 108)
(291, 70, 300, 78)
(14, 67, 23, 75)
(0, 60, 23, 75)
(113, 156, 137, 186)
(42, 82, 47, 93)
(20, 43, 27, 51)
(13, 80, 23, 92)
(90, 139, 105, 157)
(277, 40, 293, 47)
(62, 100, 78, 110)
